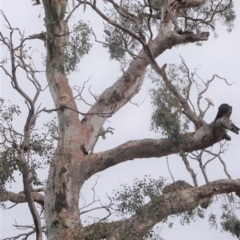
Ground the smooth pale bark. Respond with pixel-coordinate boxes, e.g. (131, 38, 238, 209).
(42, 0, 86, 238)
(0, 191, 44, 206)
(82, 118, 232, 179)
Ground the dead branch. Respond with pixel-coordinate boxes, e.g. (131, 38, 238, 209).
(203, 142, 232, 179)
(65, 1, 81, 22)
(88, 85, 99, 101)
(73, 78, 94, 107)
(166, 156, 176, 184)
(42, 104, 114, 118)
(2, 225, 46, 240)
(181, 153, 198, 187)
(195, 73, 235, 119)
(80, 175, 100, 213)
(129, 91, 148, 107)
(98, 127, 114, 138)
(189, 150, 209, 184)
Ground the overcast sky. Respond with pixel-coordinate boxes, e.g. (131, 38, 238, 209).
(0, 1, 240, 239)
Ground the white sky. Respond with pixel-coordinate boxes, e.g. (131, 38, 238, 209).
(0, 1, 240, 239)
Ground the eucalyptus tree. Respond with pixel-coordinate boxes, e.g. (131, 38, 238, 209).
(0, 0, 239, 239)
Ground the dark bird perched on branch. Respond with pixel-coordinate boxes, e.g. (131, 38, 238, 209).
(215, 103, 232, 120)
(215, 103, 240, 135)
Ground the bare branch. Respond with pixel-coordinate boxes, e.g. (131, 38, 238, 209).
(166, 156, 176, 183)
(98, 127, 114, 138)
(65, 1, 81, 22)
(42, 104, 114, 118)
(1, 11, 43, 239)
(88, 85, 99, 101)
(2, 225, 46, 240)
(189, 150, 209, 184)
(203, 142, 232, 179)
(129, 91, 148, 107)
(73, 78, 94, 107)
(181, 153, 198, 187)
(147, 0, 154, 41)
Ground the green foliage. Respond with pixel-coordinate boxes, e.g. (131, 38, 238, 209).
(103, 21, 141, 61)
(179, 208, 205, 225)
(111, 176, 166, 239)
(112, 176, 205, 239)
(64, 21, 92, 74)
(30, 118, 57, 161)
(0, 99, 22, 186)
(179, 0, 236, 34)
(103, 25, 129, 61)
(102, 0, 236, 60)
(0, 99, 57, 189)
(142, 226, 164, 240)
(103, 0, 161, 61)
(220, 199, 240, 238)
(221, 214, 240, 238)
(113, 176, 166, 216)
(208, 213, 218, 229)
(219, 5, 236, 33)
(206, 195, 240, 238)
(149, 64, 190, 145)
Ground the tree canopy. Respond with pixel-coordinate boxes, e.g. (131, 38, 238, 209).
(0, 0, 240, 239)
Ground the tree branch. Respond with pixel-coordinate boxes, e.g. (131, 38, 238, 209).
(0, 190, 44, 206)
(181, 153, 198, 187)
(83, 179, 240, 240)
(82, 116, 239, 179)
(83, 30, 210, 151)
(159, 64, 205, 128)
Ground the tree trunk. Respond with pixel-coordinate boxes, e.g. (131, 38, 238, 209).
(42, 0, 87, 238)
